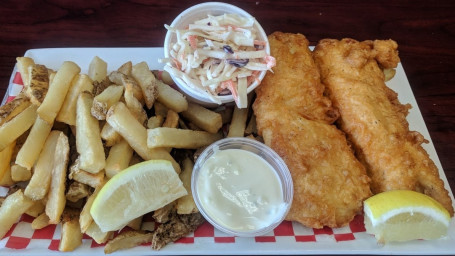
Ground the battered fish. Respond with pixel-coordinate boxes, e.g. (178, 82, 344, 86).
(313, 38, 454, 216)
(253, 32, 371, 228)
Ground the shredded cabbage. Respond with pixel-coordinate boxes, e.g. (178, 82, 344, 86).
(162, 13, 275, 108)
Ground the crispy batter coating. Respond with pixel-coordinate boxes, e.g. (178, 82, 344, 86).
(254, 32, 338, 124)
(253, 32, 371, 228)
(313, 38, 454, 216)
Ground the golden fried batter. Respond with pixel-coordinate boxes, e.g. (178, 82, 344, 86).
(313, 38, 454, 216)
(253, 32, 371, 228)
(254, 33, 338, 124)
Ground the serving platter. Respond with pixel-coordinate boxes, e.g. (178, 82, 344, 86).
(0, 47, 454, 255)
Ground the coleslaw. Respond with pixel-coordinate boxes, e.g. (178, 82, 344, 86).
(161, 13, 275, 108)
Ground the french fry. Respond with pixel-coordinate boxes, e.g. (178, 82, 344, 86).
(156, 80, 188, 112)
(105, 139, 133, 179)
(59, 209, 83, 252)
(107, 70, 123, 85)
(37, 61, 81, 124)
(104, 231, 153, 254)
(15, 116, 53, 170)
(127, 216, 143, 231)
(13, 126, 30, 154)
(181, 102, 222, 133)
(146, 115, 164, 129)
(88, 56, 107, 82)
(100, 122, 122, 147)
(11, 164, 31, 182)
(46, 132, 69, 224)
(56, 74, 93, 126)
(176, 157, 198, 214)
(85, 221, 113, 244)
(25, 200, 45, 217)
(76, 92, 106, 173)
(227, 106, 249, 137)
(70, 170, 104, 188)
(79, 204, 93, 233)
(26, 64, 49, 106)
(131, 61, 157, 109)
(117, 61, 132, 76)
(140, 221, 155, 232)
(0, 57, 227, 252)
(109, 71, 144, 103)
(79, 181, 105, 233)
(91, 85, 124, 120)
(161, 110, 179, 152)
(153, 101, 168, 117)
(0, 161, 14, 186)
(66, 181, 90, 202)
(24, 131, 60, 200)
(0, 96, 31, 126)
(0, 190, 34, 238)
(106, 102, 181, 173)
(48, 70, 56, 84)
(0, 141, 15, 181)
(31, 212, 50, 230)
(124, 83, 147, 125)
(0, 104, 37, 151)
(162, 109, 179, 128)
(152, 69, 174, 85)
(69, 158, 105, 188)
(147, 127, 222, 149)
(16, 57, 35, 86)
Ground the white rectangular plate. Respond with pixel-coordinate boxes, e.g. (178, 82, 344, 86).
(0, 47, 454, 255)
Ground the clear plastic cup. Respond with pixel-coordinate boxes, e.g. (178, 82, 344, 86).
(191, 137, 293, 237)
(163, 2, 270, 107)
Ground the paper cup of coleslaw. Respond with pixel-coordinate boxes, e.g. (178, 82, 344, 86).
(163, 2, 271, 107)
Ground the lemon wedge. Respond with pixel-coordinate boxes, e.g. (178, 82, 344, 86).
(364, 190, 451, 243)
(90, 160, 187, 232)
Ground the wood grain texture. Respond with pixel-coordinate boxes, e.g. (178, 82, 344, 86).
(0, 0, 454, 195)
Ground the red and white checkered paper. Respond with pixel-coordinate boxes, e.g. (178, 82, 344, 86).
(0, 190, 366, 252)
(0, 70, 367, 253)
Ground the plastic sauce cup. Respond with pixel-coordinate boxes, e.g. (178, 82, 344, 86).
(191, 137, 293, 237)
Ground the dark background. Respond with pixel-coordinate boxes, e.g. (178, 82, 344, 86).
(0, 0, 454, 204)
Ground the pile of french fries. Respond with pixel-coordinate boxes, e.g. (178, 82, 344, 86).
(0, 55, 259, 253)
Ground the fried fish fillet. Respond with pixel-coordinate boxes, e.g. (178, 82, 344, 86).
(313, 38, 454, 216)
(253, 32, 371, 228)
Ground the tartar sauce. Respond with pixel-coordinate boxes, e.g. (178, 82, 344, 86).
(196, 148, 284, 232)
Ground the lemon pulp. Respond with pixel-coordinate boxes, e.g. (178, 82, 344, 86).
(364, 190, 451, 243)
(90, 160, 187, 232)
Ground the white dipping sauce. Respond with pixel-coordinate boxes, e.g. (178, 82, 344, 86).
(196, 148, 284, 232)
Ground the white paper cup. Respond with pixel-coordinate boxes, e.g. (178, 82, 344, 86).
(163, 2, 270, 107)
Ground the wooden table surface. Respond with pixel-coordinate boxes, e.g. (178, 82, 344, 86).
(0, 0, 454, 252)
